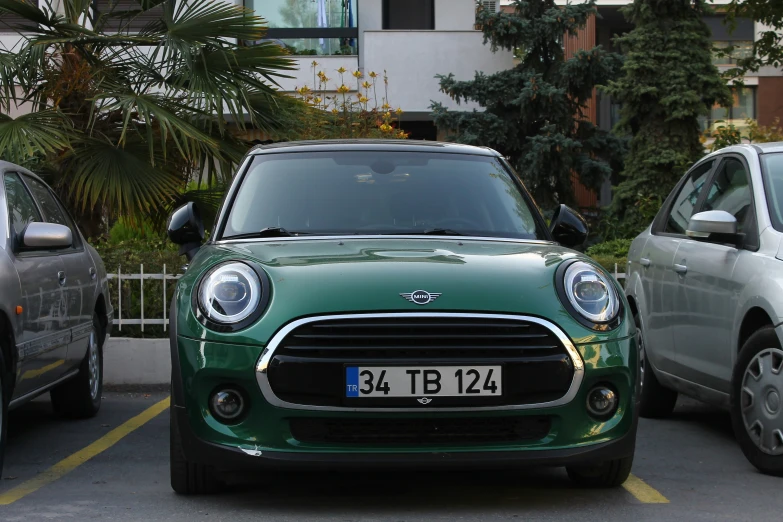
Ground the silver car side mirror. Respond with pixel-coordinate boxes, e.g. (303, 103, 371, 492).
(686, 210, 738, 239)
(20, 222, 73, 249)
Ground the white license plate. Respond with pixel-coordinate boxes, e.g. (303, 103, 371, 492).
(345, 366, 502, 398)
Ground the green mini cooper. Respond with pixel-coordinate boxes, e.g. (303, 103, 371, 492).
(166, 140, 638, 494)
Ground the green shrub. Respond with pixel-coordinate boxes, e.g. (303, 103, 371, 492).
(586, 239, 633, 274)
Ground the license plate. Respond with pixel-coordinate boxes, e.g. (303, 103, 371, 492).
(345, 366, 502, 398)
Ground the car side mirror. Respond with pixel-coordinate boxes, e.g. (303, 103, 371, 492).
(167, 202, 205, 261)
(686, 210, 741, 246)
(20, 222, 72, 250)
(550, 204, 588, 249)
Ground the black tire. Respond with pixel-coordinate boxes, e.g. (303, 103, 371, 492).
(635, 313, 678, 419)
(50, 313, 103, 419)
(730, 327, 783, 476)
(566, 455, 634, 487)
(0, 353, 8, 477)
(170, 388, 222, 494)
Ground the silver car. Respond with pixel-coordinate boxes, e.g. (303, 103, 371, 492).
(0, 161, 112, 474)
(626, 142, 783, 475)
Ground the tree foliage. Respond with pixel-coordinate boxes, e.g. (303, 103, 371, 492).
(602, 0, 732, 238)
(722, 0, 783, 77)
(0, 0, 296, 236)
(431, 0, 624, 208)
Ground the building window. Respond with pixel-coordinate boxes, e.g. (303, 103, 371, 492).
(701, 86, 757, 133)
(0, 11, 27, 33)
(94, 0, 164, 32)
(713, 40, 754, 66)
(247, 0, 358, 56)
(382, 0, 434, 30)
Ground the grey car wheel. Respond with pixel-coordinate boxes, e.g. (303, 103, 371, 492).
(88, 328, 101, 401)
(51, 313, 103, 419)
(740, 348, 783, 456)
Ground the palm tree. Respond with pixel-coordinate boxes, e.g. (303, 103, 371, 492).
(0, 0, 296, 236)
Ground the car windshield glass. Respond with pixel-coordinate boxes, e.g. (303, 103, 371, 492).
(761, 153, 783, 231)
(221, 151, 547, 240)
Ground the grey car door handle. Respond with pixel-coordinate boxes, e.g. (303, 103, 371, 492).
(58, 271, 67, 286)
(640, 258, 651, 268)
(89, 267, 97, 280)
(673, 264, 688, 275)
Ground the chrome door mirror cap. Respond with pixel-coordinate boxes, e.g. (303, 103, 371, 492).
(21, 222, 73, 249)
(686, 210, 738, 239)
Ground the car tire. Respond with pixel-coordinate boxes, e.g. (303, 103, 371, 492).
(635, 313, 678, 419)
(0, 354, 8, 477)
(566, 455, 634, 487)
(50, 313, 103, 419)
(730, 327, 783, 476)
(170, 388, 222, 495)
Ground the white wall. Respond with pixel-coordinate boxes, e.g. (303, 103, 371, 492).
(358, 0, 383, 71)
(435, 0, 476, 31)
(275, 55, 361, 92)
(362, 30, 513, 113)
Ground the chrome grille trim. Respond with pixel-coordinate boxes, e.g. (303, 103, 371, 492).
(255, 313, 585, 412)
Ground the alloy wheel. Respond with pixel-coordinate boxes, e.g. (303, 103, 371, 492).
(88, 328, 100, 400)
(741, 348, 783, 455)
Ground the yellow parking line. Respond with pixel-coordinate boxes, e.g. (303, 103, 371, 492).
(623, 474, 669, 504)
(0, 396, 170, 506)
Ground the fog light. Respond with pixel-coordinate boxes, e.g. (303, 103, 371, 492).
(210, 388, 245, 423)
(586, 385, 618, 418)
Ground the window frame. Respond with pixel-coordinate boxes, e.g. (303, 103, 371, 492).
(3, 171, 43, 249)
(759, 152, 783, 233)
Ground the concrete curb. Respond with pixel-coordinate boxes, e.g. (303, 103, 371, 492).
(104, 337, 170, 386)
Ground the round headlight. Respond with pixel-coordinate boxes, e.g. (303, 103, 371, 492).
(198, 262, 261, 324)
(563, 261, 620, 324)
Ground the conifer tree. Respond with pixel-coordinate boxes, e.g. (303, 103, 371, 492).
(431, 0, 623, 208)
(603, 0, 732, 236)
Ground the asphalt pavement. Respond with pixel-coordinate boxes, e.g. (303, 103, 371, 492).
(0, 391, 781, 521)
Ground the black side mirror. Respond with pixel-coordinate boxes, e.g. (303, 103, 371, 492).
(167, 202, 205, 261)
(550, 204, 588, 249)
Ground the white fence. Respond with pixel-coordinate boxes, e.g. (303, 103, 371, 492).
(108, 265, 181, 332)
(107, 263, 627, 333)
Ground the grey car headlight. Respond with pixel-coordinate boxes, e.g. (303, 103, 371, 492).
(198, 262, 262, 324)
(561, 261, 620, 324)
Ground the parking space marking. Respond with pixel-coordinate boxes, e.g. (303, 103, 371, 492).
(0, 396, 170, 506)
(623, 474, 669, 504)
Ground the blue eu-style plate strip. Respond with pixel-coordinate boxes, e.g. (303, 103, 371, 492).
(346, 367, 359, 397)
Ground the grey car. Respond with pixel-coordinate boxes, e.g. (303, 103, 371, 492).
(0, 161, 112, 474)
(626, 142, 783, 475)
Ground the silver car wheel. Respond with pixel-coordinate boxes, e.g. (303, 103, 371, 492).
(88, 328, 100, 400)
(741, 348, 783, 456)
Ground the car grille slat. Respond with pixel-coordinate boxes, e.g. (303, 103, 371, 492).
(267, 316, 575, 408)
(289, 416, 552, 445)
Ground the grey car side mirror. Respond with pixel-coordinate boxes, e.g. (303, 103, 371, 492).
(686, 210, 741, 245)
(20, 222, 73, 250)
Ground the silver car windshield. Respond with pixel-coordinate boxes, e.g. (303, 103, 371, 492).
(220, 151, 547, 240)
(761, 153, 783, 231)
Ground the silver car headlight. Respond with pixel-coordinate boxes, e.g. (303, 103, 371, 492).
(560, 261, 620, 325)
(198, 262, 262, 324)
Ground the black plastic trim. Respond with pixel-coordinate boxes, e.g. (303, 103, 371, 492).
(170, 296, 186, 407)
(191, 260, 272, 333)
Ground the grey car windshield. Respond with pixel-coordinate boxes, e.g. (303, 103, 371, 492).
(221, 151, 546, 240)
(761, 153, 783, 231)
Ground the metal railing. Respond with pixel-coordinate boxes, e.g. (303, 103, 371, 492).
(108, 265, 181, 332)
(106, 264, 628, 333)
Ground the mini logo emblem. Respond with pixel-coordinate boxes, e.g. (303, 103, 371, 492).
(417, 397, 432, 405)
(401, 290, 441, 305)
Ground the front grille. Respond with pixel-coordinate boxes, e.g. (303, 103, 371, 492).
(289, 416, 552, 445)
(266, 316, 575, 408)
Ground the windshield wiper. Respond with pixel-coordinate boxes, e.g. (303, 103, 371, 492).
(225, 227, 299, 240)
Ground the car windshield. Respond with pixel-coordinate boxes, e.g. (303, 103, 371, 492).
(761, 153, 783, 231)
(220, 151, 547, 240)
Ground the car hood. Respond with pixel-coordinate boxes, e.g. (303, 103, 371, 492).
(179, 238, 630, 344)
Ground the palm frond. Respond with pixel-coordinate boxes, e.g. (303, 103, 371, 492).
(0, 0, 54, 26)
(0, 110, 71, 164)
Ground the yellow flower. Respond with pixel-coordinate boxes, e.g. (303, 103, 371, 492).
(380, 123, 393, 132)
(359, 96, 369, 103)
(311, 60, 319, 68)
(395, 107, 403, 115)
(314, 97, 322, 105)
(369, 71, 378, 78)
(337, 67, 347, 74)
(384, 111, 392, 118)
(361, 81, 372, 89)
(297, 86, 312, 96)
(337, 84, 350, 94)
(332, 108, 339, 114)
(352, 70, 363, 79)
(396, 131, 407, 139)
(382, 103, 391, 110)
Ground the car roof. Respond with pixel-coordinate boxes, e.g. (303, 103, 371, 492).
(753, 142, 783, 154)
(248, 139, 501, 157)
(711, 142, 783, 156)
